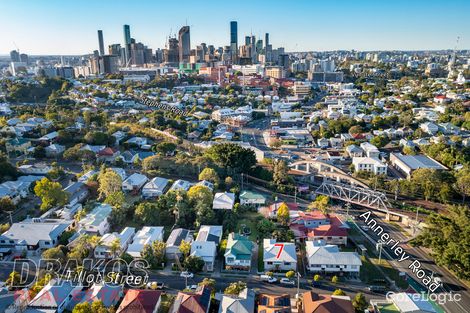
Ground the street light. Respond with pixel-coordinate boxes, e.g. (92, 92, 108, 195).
(376, 241, 384, 265)
(296, 272, 302, 299)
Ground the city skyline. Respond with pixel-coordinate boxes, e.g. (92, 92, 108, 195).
(1, 0, 469, 55)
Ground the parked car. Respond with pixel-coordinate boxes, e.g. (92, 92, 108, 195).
(189, 284, 198, 291)
(180, 271, 194, 278)
(367, 285, 387, 293)
(280, 278, 295, 286)
(146, 281, 164, 290)
(260, 275, 277, 283)
(361, 225, 370, 231)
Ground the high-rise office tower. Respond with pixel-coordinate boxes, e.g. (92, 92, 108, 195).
(10, 50, 20, 62)
(164, 37, 179, 64)
(230, 21, 238, 63)
(265, 33, 269, 50)
(19, 53, 29, 64)
(178, 26, 191, 63)
(97, 30, 105, 56)
(245, 36, 251, 46)
(265, 33, 272, 63)
(123, 24, 131, 64)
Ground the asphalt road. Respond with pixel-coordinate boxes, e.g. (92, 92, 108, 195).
(341, 206, 470, 313)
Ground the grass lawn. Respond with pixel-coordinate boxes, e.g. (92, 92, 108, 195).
(236, 211, 263, 241)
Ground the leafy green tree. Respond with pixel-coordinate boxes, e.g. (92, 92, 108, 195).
(332, 288, 345, 295)
(224, 281, 247, 295)
(198, 168, 220, 185)
(141, 244, 157, 268)
(412, 205, 470, 280)
(109, 238, 121, 258)
(152, 240, 167, 266)
(155, 142, 176, 154)
(183, 255, 204, 273)
(42, 246, 66, 263)
(198, 278, 216, 296)
(72, 302, 92, 313)
(204, 143, 256, 175)
(34, 177, 68, 211)
(187, 185, 213, 207)
(0, 197, 15, 213)
(308, 195, 330, 214)
(331, 275, 339, 284)
(313, 274, 321, 282)
(179, 240, 191, 258)
(273, 159, 289, 189)
(257, 219, 275, 238)
(286, 270, 295, 279)
(98, 169, 122, 199)
(277, 203, 290, 226)
(104, 191, 125, 209)
(352, 293, 368, 312)
(455, 168, 470, 203)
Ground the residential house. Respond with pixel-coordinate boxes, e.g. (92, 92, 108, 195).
(0, 218, 75, 252)
(169, 286, 211, 313)
(117, 290, 162, 313)
(218, 288, 255, 313)
(64, 181, 89, 206)
(122, 173, 148, 193)
(127, 227, 164, 258)
(290, 211, 349, 245)
(112, 131, 127, 146)
(257, 293, 291, 313)
(196, 180, 214, 191)
(142, 177, 169, 198)
(169, 179, 193, 192)
(213, 192, 236, 210)
(95, 227, 136, 259)
(352, 157, 387, 175)
(18, 164, 52, 175)
(79, 203, 113, 235)
(224, 233, 253, 271)
(302, 291, 354, 313)
(5, 138, 31, 154)
(38, 131, 59, 144)
(125, 137, 149, 149)
(420, 122, 439, 135)
(239, 191, 266, 207)
(263, 239, 297, 271)
(98, 147, 120, 163)
(166, 228, 193, 261)
(345, 145, 363, 158)
(25, 280, 82, 313)
(196, 225, 223, 245)
(190, 240, 217, 272)
(45, 144, 65, 157)
(359, 142, 380, 158)
(66, 284, 123, 311)
(317, 138, 329, 149)
(305, 241, 362, 276)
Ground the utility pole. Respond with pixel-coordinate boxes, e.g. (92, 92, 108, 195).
(296, 272, 301, 299)
(413, 207, 420, 235)
(6, 211, 13, 225)
(345, 202, 351, 217)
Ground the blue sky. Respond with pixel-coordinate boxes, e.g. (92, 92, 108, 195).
(0, 0, 469, 55)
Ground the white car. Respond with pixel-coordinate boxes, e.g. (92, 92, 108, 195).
(280, 278, 295, 286)
(260, 275, 277, 283)
(189, 284, 198, 290)
(180, 271, 194, 278)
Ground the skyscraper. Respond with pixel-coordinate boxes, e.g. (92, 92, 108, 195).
(97, 30, 105, 56)
(10, 50, 20, 62)
(178, 26, 191, 63)
(230, 21, 238, 63)
(123, 24, 131, 64)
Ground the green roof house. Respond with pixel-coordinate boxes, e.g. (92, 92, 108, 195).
(224, 233, 253, 271)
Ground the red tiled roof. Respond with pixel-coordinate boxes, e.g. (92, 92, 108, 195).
(98, 147, 118, 156)
(117, 289, 162, 313)
(308, 216, 348, 238)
